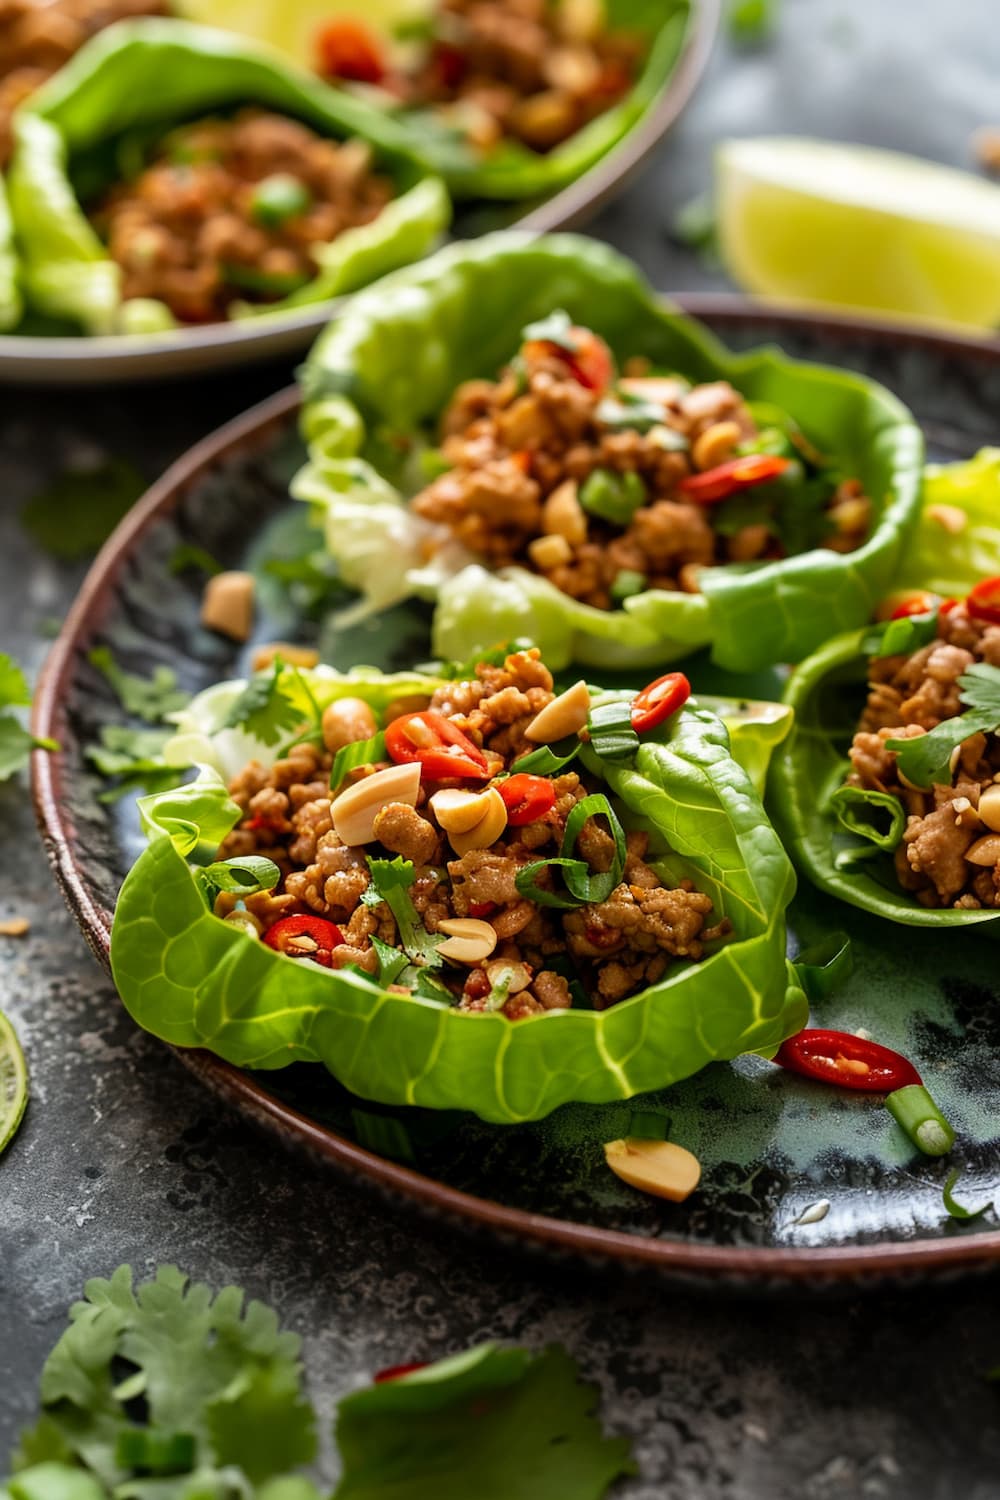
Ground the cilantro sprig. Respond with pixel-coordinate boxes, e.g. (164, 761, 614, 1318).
(362, 857, 443, 971)
(888, 662, 1000, 789)
(220, 660, 321, 752)
(89, 646, 188, 720)
(0, 653, 57, 781)
(5, 1266, 633, 1500)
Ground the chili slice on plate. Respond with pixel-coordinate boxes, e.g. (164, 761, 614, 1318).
(631, 672, 691, 734)
(385, 711, 488, 780)
(498, 773, 556, 826)
(679, 453, 791, 505)
(262, 914, 344, 967)
(967, 576, 1000, 625)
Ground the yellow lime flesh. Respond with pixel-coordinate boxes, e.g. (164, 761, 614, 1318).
(0, 1008, 27, 1156)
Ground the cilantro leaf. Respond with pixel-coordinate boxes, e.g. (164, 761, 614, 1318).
(362, 857, 443, 970)
(13, 1265, 316, 1489)
(0, 654, 31, 709)
(84, 726, 182, 803)
(0, 655, 58, 781)
(369, 935, 409, 987)
(89, 648, 188, 722)
(332, 1344, 633, 1500)
(21, 458, 146, 562)
(220, 664, 304, 748)
(888, 662, 1000, 789)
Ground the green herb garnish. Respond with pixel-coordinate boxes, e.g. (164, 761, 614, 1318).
(888, 662, 1000, 789)
(861, 609, 939, 660)
(85, 724, 177, 802)
(587, 701, 640, 764)
(249, 173, 312, 228)
(330, 731, 386, 791)
(21, 457, 145, 562)
(168, 543, 223, 577)
(0, 653, 57, 781)
(511, 734, 581, 776)
(519, 308, 578, 352)
(579, 467, 646, 527)
(195, 855, 281, 906)
(89, 645, 188, 720)
(363, 857, 443, 969)
(219, 661, 305, 747)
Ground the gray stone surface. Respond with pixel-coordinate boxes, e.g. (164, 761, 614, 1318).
(3, 3, 1000, 1493)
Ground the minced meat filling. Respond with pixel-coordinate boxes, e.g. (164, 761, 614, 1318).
(394, 0, 642, 154)
(88, 109, 394, 324)
(410, 351, 871, 611)
(847, 604, 1000, 908)
(0, 0, 166, 166)
(216, 648, 728, 1017)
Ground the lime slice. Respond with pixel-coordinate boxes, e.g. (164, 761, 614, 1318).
(716, 137, 1000, 333)
(0, 1009, 28, 1156)
(178, 0, 431, 71)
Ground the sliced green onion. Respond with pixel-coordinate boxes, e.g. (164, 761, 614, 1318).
(887, 1084, 956, 1157)
(514, 856, 590, 909)
(792, 932, 853, 1002)
(330, 731, 386, 791)
(250, 172, 312, 227)
(115, 1430, 196, 1474)
(351, 1109, 415, 1163)
(861, 609, 940, 659)
(942, 1167, 991, 1221)
(587, 700, 640, 763)
(610, 568, 648, 602)
(626, 1110, 670, 1141)
(512, 734, 581, 775)
(560, 793, 627, 903)
(829, 785, 906, 853)
(579, 468, 646, 527)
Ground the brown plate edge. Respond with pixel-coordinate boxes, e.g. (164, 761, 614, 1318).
(30, 304, 1000, 1286)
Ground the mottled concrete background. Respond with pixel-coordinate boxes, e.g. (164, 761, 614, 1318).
(3, 3, 1000, 1495)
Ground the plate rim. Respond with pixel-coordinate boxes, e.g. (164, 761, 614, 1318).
(0, 0, 719, 384)
(31, 295, 1000, 1284)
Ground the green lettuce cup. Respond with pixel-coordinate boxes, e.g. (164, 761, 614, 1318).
(892, 448, 1000, 599)
(109, 661, 805, 1124)
(768, 612, 1000, 930)
(326, 0, 692, 201)
(7, 18, 449, 336)
(297, 233, 925, 674)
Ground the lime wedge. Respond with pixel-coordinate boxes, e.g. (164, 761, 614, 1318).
(177, 0, 431, 71)
(0, 1009, 28, 1156)
(716, 137, 1000, 332)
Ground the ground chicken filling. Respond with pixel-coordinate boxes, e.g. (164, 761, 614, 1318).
(215, 649, 729, 1018)
(318, 0, 641, 156)
(87, 109, 394, 324)
(408, 329, 872, 611)
(0, 0, 167, 166)
(847, 603, 1000, 909)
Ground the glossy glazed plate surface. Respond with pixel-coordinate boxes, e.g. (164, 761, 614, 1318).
(32, 298, 1000, 1287)
(0, 0, 716, 387)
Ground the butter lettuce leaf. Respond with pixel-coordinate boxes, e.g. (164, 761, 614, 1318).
(8, 19, 448, 335)
(299, 233, 923, 672)
(0, 175, 22, 332)
(109, 665, 804, 1123)
(331, 0, 692, 202)
(768, 627, 1000, 929)
(894, 448, 1000, 599)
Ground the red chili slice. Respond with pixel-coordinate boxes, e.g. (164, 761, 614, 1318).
(774, 1029, 921, 1094)
(498, 773, 556, 826)
(888, 590, 951, 620)
(630, 672, 691, 734)
(384, 710, 488, 781)
(262, 914, 344, 968)
(968, 576, 1000, 625)
(315, 17, 385, 83)
(374, 1361, 428, 1384)
(468, 901, 498, 918)
(679, 453, 792, 505)
(522, 325, 614, 394)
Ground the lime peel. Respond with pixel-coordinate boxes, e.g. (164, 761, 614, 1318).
(0, 1008, 28, 1156)
(716, 136, 1000, 333)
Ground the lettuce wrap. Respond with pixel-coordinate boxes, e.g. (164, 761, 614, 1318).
(893, 449, 1000, 599)
(344, 0, 693, 201)
(768, 620, 1000, 930)
(7, 18, 449, 335)
(109, 663, 805, 1124)
(297, 233, 925, 674)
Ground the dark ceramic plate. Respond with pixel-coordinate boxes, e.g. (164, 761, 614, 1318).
(32, 299, 1000, 1288)
(0, 0, 717, 387)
